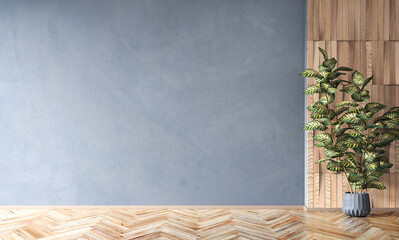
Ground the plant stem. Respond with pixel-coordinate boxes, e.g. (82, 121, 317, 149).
(325, 94, 354, 194)
(342, 168, 353, 194)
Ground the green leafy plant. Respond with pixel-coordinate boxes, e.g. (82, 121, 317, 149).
(301, 48, 399, 194)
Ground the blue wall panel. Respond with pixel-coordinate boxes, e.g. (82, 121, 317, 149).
(0, 0, 306, 205)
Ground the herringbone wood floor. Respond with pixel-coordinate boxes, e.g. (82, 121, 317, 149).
(0, 209, 397, 240)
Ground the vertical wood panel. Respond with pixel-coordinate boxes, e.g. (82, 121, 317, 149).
(314, 0, 320, 40)
(390, 0, 396, 40)
(337, 0, 343, 39)
(390, 173, 396, 207)
(308, 0, 314, 40)
(378, 0, 385, 40)
(325, 173, 331, 208)
(384, 0, 390, 40)
(396, 0, 399, 39)
(397, 173, 399, 207)
(331, 0, 337, 40)
(307, 0, 399, 208)
(314, 173, 320, 207)
(331, 173, 337, 207)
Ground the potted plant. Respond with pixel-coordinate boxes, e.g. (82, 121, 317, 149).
(301, 48, 399, 217)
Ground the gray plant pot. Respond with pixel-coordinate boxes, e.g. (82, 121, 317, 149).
(342, 192, 371, 217)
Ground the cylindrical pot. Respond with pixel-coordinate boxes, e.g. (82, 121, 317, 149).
(342, 192, 371, 217)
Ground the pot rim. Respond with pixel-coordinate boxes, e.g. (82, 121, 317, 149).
(344, 192, 369, 195)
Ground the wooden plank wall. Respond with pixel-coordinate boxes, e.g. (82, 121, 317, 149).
(307, 0, 399, 208)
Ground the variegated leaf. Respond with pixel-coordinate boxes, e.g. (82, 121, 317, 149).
(325, 149, 344, 158)
(340, 113, 364, 124)
(351, 92, 370, 102)
(336, 100, 359, 108)
(347, 129, 362, 138)
(304, 84, 322, 95)
(364, 151, 379, 162)
(327, 161, 342, 172)
(310, 112, 328, 119)
(303, 121, 327, 131)
(307, 102, 328, 114)
(323, 58, 337, 70)
(333, 66, 353, 72)
(319, 94, 335, 104)
(343, 138, 359, 149)
(300, 68, 322, 78)
(315, 158, 330, 164)
(313, 133, 333, 147)
(341, 85, 360, 95)
(347, 173, 365, 183)
(366, 179, 386, 190)
(351, 70, 365, 86)
(361, 76, 373, 90)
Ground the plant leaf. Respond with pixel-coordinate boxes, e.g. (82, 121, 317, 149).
(333, 66, 353, 72)
(353, 124, 367, 131)
(318, 47, 328, 61)
(347, 129, 362, 138)
(365, 102, 386, 112)
(364, 151, 380, 162)
(300, 68, 322, 78)
(307, 102, 328, 114)
(319, 94, 335, 104)
(340, 113, 364, 124)
(345, 152, 357, 162)
(314, 133, 333, 147)
(336, 100, 359, 108)
(323, 58, 337, 70)
(377, 156, 393, 169)
(348, 107, 363, 113)
(383, 111, 399, 119)
(303, 121, 327, 131)
(361, 76, 373, 90)
(344, 138, 360, 149)
(366, 168, 384, 180)
(325, 149, 344, 158)
(335, 107, 349, 116)
(388, 107, 399, 113)
(310, 112, 328, 119)
(352, 70, 365, 86)
(341, 85, 360, 95)
(315, 158, 330, 164)
(327, 161, 342, 172)
(374, 132, 398, 147)
(326, 86, 337, 94)
(366, 179, 386, 190)
(365, 162, 379, 172)
(331, 79, 351, 87)
(343, 152, 358, 168)
(304, 84, 322, 95)
(351, 92, 370, 102)
(347, 173, 365, 183)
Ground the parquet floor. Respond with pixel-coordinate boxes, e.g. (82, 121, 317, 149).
(0, 209, 397, 240)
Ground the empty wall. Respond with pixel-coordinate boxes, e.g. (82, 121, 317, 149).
(0, 0, 306, 205)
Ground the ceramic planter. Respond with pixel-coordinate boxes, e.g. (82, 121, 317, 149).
(342, 192, 371, 217)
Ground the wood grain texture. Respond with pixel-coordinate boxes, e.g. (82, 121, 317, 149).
(308, 0, 399, 40)
(0, 209, 397, 239)
(307, 0, 399, 208)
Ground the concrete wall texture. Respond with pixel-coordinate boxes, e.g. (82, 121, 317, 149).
(0, 0, 306, 205)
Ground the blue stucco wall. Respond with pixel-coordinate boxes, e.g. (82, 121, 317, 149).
(0, 0, 306, 205)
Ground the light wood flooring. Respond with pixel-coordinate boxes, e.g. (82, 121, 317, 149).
(0, 209, 397, 239)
